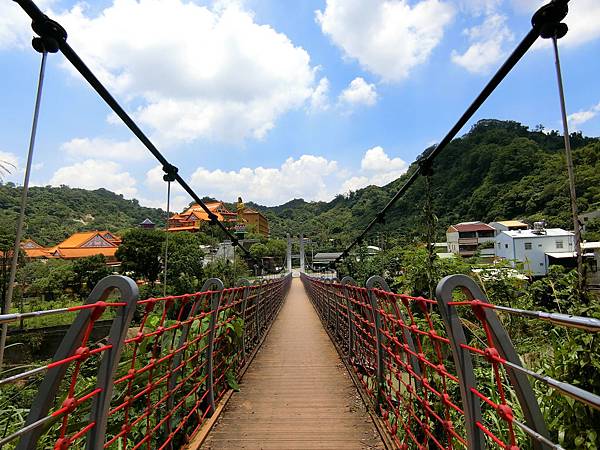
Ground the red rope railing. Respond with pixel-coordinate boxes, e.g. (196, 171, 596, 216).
(301, 273, 599, 450)
(0, 274, 291, 449)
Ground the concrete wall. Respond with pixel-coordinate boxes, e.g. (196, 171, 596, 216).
(495, 232, 575, 276)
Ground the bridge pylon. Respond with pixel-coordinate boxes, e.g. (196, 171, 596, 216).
(285, 233, 307, 273)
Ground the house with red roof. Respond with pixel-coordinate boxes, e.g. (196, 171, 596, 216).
(446, 222, 496, 257)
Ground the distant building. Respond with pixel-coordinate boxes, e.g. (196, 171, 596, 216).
(446, 222, 495, 257)
(495, 225, 575, 276)
(139, 218, 155, 229)
(312, 252, 342, 270)
(20, 239, 53, 259)
(580, 210, 600, 233)
(241, 208, 269, 237)
(489, 220, 528, 234)
(582, 242, 600, 286)
(21, 231, 121, 264)
(168, 201, 237, 232)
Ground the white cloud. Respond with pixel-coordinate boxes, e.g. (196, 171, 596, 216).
(309, 77, 331, 112)
(341, 146, 408, 193)
(49, 159, 137, 197)
(190, 155, 339, 206)
(0, 0, 54, 49)
(459, 0, 502, 16)
(451, 14, 514, 74)
(61, 137, 147, 161)
(567, 101, 600, 128)
(6, 0, 319, 144)
(316, 0, 454, 82)
(0, 151, 19, 182)
(339, 77, 377, 107)
(143, 165, 189, 212)
(513, 0, 600, 48)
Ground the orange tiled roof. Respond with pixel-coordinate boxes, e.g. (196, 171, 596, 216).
(56, 231, 117, 249)
(57, 231, 101, 248)
(20, 239, 43, 249)
(51, 247, 118, 259)
(23, 248, 54, 258)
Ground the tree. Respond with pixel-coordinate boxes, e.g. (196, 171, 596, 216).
(0, 219, 17, 313)
(163, 232, 205, 295)
(72, 255, 112, 297)
(116, 229, 165, 284)
(20, 259, 75, 301)
(249, 243, 268, 260)
(203, 256, 249, 287)
(265, 239, 287, 260)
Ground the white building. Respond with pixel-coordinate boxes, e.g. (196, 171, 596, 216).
(495, 227, 575, 276)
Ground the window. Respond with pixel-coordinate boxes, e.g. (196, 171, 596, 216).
(556, 241, 564, 249)
(505, 244, 509, 249)
(525, 242, 532, 250)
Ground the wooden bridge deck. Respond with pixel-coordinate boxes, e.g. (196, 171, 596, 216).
(201, 277, 384, 449)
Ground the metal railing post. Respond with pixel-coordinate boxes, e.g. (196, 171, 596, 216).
(341, 277, 357, 356)
(365, 276, 386, 410)
(436, 274, 549, 450)
(205, 278, 225, 415)
(16, 275, 139, 450)
(236, 279, 250, 361)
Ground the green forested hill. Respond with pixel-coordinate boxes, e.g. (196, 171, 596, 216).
(254, 120, 600, 246)
(1, 120, 598, 248)
(0, 185, 165, 245)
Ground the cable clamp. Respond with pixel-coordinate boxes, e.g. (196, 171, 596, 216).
(31, 15, 67, 53)
(532, 0, 568, 39)
(162, 163, 178, 182)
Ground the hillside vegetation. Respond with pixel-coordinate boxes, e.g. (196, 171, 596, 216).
(1, 120, 598, 247)
(0, 185, 165, 246)
(255, 120, 600, 245)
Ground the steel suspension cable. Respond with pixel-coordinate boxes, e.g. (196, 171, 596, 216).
(163, 178, 173, 297)
(12, 0, 262, 269)
(550, 31, 583, 288)
(423, 168, 437, 298)
(333, 0, 570, 266)
(0, 49, 48, 373)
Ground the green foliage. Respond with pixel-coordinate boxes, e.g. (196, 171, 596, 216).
(525, 267, 600, 449)
(116, 228, 165, 284)
(19, 259, 75, 299)
(265, 239, 287, 259)
(0, 216, 21, 312)
(163, 232, 205, 295)
(203, 256, 249, 287)
(249, 243, 268, 259)
(72, 255, 112, 296)
(253, 120, 599, 250)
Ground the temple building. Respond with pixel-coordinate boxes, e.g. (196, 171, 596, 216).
(241, 208, 269, 237)
(20, 231, 121, 263)
(20, 239, 53, 259)
(168, 201, 237, 232)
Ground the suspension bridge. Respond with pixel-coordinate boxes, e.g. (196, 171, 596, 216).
(1, 0, 599, 448)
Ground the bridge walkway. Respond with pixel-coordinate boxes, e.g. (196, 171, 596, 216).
(201, 277, 384, 449)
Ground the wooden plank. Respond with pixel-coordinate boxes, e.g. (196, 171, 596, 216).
(200, 278, 384, 450)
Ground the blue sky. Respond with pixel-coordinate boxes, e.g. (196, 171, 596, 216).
(1, 0, 599, 210)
